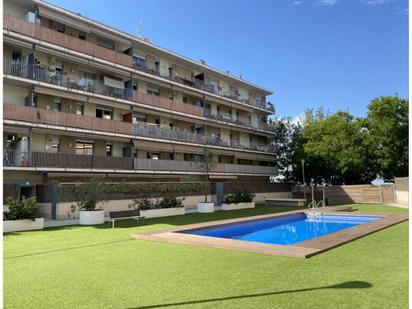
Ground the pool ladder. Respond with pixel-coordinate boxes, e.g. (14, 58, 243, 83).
(307, 179, 326, 215)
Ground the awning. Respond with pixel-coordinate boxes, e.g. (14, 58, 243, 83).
(209, 148, 235, 156)
(104, 76, 125, 89)
(34, 86, 87, 102)
(38, 6, 90, 33)
(133, 140, 174, 152)
(234, 151, 275, 162)
(172, 144, 203, 155)
(90, 26, 131, 46)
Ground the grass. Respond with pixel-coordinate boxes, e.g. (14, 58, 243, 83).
(4, 204, 408, 309)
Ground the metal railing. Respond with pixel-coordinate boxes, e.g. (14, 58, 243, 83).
(4, 14, 272, 111)
(3, 150, 276, 175)
(3, 151, 134, 170)
(4, 104, 275, 153)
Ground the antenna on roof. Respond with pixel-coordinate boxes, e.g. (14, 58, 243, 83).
(136, 21, 144, 40)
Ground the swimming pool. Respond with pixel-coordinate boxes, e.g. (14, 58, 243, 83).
(179, 213, 383, 245)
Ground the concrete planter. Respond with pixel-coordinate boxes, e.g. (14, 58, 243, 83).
(3, 218, 44, 233)
(140, 207, 185, 219)
(222, 202, 255, 211)
(197, 202, 215, 213)
(79, 210, 105, 225)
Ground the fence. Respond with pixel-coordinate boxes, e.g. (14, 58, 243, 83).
(394, 177, 408, 206)
(292, 184, 395, 205)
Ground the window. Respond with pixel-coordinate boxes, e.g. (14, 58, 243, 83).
(97, 38, 114, 50)
(12, 49, 21, 61)
(133, 56, 146, 69)
(96, 108, 112, 120)
(50, 143, 59, 153)
(53, 98, 62, 112)
(79, 70, 95, 90)
(147, 86, 160, 96)
(78, 32, 86, 40)
(5, 134, 17, 149)
(133, 112, 147, 124)
(155, 61, 160, 74)
(106, 144, 112, 156)
(55, 22, 65, 33)
(76, 103, 84, 116)
(76, 142, 94, 155)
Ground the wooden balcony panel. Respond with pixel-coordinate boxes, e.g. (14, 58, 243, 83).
(38, 26, 68, 47)
(63, 153, 93, 169)
(4, 15, 132, 68)
(67, 36, 95, 55)
(94, 45, 116, 63)
(65, 112, 93, 130)
(32, 152, 65, 168)
(93, 156, 134, 170)
(4, 15, 36, 37)
(114, 121, 134, 135)
(115, 52, 133, 67)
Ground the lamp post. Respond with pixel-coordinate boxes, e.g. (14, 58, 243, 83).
(301, 159, 306, 201)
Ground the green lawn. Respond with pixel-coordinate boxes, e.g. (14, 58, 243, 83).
(4, 204, 408, 309)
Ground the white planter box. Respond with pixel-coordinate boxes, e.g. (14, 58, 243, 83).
(79, 210, 105, 225)
(197, 202, 215, 213)
(140, 207, 185, 219)
(222, 202, 255, 211)
(3, 218, 44, 233)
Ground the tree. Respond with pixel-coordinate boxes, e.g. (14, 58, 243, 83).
(193, 149, 217, 202)
(365, 96, 408, 180)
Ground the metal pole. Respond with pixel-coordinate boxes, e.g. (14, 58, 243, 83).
(311, 178, 315, 204)
(301, 159, 306, 201)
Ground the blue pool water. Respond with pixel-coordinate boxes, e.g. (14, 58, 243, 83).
(180, 213, 382, 245)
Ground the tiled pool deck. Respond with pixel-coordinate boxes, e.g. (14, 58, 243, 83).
(132, 210, 408, 258)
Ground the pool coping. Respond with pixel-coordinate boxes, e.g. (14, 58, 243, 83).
(131, 210, 408, 258)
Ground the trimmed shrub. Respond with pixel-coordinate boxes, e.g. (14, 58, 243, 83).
(4, 196, 41, 220)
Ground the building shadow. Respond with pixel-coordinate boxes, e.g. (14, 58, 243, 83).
(128, 281, 372, 309)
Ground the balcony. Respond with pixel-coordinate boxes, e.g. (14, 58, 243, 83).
(3, 150, 276, 175)
(4, 104, 134, 135)
(3, 58, 204, 118)
(4, 15, 272, 111)
(4, 151, 134, 170)
(3, 14, 132, 67)
(4, 104, 275, 153)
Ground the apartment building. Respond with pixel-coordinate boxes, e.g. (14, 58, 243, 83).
(3, 0, 277, 198)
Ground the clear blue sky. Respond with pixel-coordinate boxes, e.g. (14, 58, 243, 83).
(47, 0, 408, 118)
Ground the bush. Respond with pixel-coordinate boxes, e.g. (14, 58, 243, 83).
(72, 177, 107, 211)
(222, 194, 235, 204)
(129, 198, 156, 211)
(157, 196, 185, 208)
(129, 196, 185, 210)
(222, 189, 255, 204)
(4, 196, 41, 220)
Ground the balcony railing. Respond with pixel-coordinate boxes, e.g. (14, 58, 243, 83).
(4, 104, 134, 135)
(4, 151, 134, 170)
(4, 104, 274, 153)
(4, 58, 203, 117)
(4, 14, 272, 111)
(3, 150, 275, 175)
(4, 15, 132, 67)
